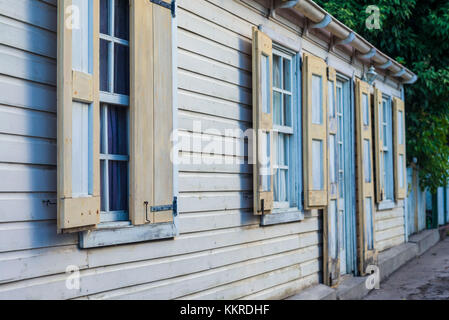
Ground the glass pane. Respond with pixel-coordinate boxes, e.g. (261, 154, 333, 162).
(274, 169, 279, 202)
(398, 110, 404, 145)
(261, 54, 270, 114)
(364, 139, 371, 183)
(284, 94, 292, 127)
(279, 169, 288, 202)
(283, 58, 291, 91)
(365, 197, 374, 250)
(100, 0, 110, 35)
(260, 132, 271, 192)
(108, 161, 128, 211)
(329, 134, 336, 184)
(100, 160, 106, 211)
(273, 54, 281, 89)
(337, 85, 343, 114)
(114, 0, 129, 40)
(363, 93, 369, 126)
(108, 106, 128, 155)
(273, 91, 282, 125)
(100, 39, 110, 92)
(329, 200, 338, 259)
(100, 105, 106, 153)
(114, 43, 130, 95)
(312, 139, 323, 190)
(312, 75, 322, 125)
(278, 133, 288, 166)
(399, 155, 405, 188)
(328, 81, 335, 117)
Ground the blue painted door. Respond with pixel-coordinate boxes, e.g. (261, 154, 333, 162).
(337, 78, 357, 275)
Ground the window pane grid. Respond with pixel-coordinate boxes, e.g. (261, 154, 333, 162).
(272, 51, 294, 207)
(100, 0, 130, 222)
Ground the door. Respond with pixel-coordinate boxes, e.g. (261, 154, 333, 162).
(337, 78, 356, 276)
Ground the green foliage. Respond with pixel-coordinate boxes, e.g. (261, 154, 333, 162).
(315, 0, 449, 193)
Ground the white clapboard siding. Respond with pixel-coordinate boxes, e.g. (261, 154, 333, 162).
(0, 0, 57, 32)
(0, 44, 56, 86)
(178, 90, 252, 122)
(178, 28, 251, 72)
(0, 192, 56, 223)
(0, 134, 56, 166)
(0, 75, 56, 113)
(0, 14, 56, 58)
(179, 49, 251, 88)
(0, 234, 319, 300)
(375, 206, 405, 252)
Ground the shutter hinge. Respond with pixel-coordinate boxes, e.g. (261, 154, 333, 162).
(150, 197, 178, 217)
(150, 0, 176, 18)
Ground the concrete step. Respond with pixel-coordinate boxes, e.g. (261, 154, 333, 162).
(409, 229, 440, 256)
(378, 242, 417, 282)
(286, 284, 336, 300)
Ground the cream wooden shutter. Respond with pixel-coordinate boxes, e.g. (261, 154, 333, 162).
(323, 67, 340, 286)
(374, 88, 385, 202)
(394, 97, 407, 200)
(252, 27, 274, 215)
(57, 0, 100, 233)
(303, 53, 328, 209)
(355, 79, 377, 274)
(130, 0, 175, 225)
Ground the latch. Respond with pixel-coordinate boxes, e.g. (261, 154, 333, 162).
(150, 0, 176, 18)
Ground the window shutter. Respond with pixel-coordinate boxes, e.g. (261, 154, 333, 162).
(57, 0, 101, 233)
(374, 88, 385, 202)
(130, 0, 175, 225)
(355, 79, 377, 274)
(394, 97, 407, 200)
(302, 53, 328, 209)
(324, 66, 340, 286)
(252, 27, 274, 215)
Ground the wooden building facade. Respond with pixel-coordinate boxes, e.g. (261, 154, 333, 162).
(0, 0, 418, 299)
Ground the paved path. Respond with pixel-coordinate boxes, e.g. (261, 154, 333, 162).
(364, 237, 449, 300)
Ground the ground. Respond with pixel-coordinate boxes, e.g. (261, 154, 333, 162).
(364, 237, 449, 300)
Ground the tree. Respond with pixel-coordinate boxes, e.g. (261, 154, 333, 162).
(314, 0, 449, 193)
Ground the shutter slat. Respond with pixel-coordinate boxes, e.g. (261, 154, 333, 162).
(323, 66, 340, 286)
(374, 88, 385, 202)
(394, 97, 407, 200)
(57, 0, 100, 233)
(303, 54, 328, 209)
(130, 0, 174, 225)
(252, 27, 274, 215)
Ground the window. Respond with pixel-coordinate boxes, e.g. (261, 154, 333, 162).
(272, 48, 295, 209)
(382, 96, 394, 201)
(58, 0, 176, 243)
(99, 0, 130, 223)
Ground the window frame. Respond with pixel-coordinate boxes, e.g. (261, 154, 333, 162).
(261, 43, 303, 226)
(99, 0, 131, 223)
(377, 94, 396, 210)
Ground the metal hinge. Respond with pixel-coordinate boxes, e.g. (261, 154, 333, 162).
(150, 0, 176, 17)
(150, 197, 178, 216)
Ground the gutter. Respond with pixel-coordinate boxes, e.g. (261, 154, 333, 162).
(282, 0, 417, 84)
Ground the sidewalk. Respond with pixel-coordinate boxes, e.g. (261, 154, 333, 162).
(364, 237, 449, 300)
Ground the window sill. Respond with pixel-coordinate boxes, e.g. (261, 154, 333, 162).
(79, 222, 177, 249)
(260, 208, 305, 226)
(377, 200, 396, 211)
